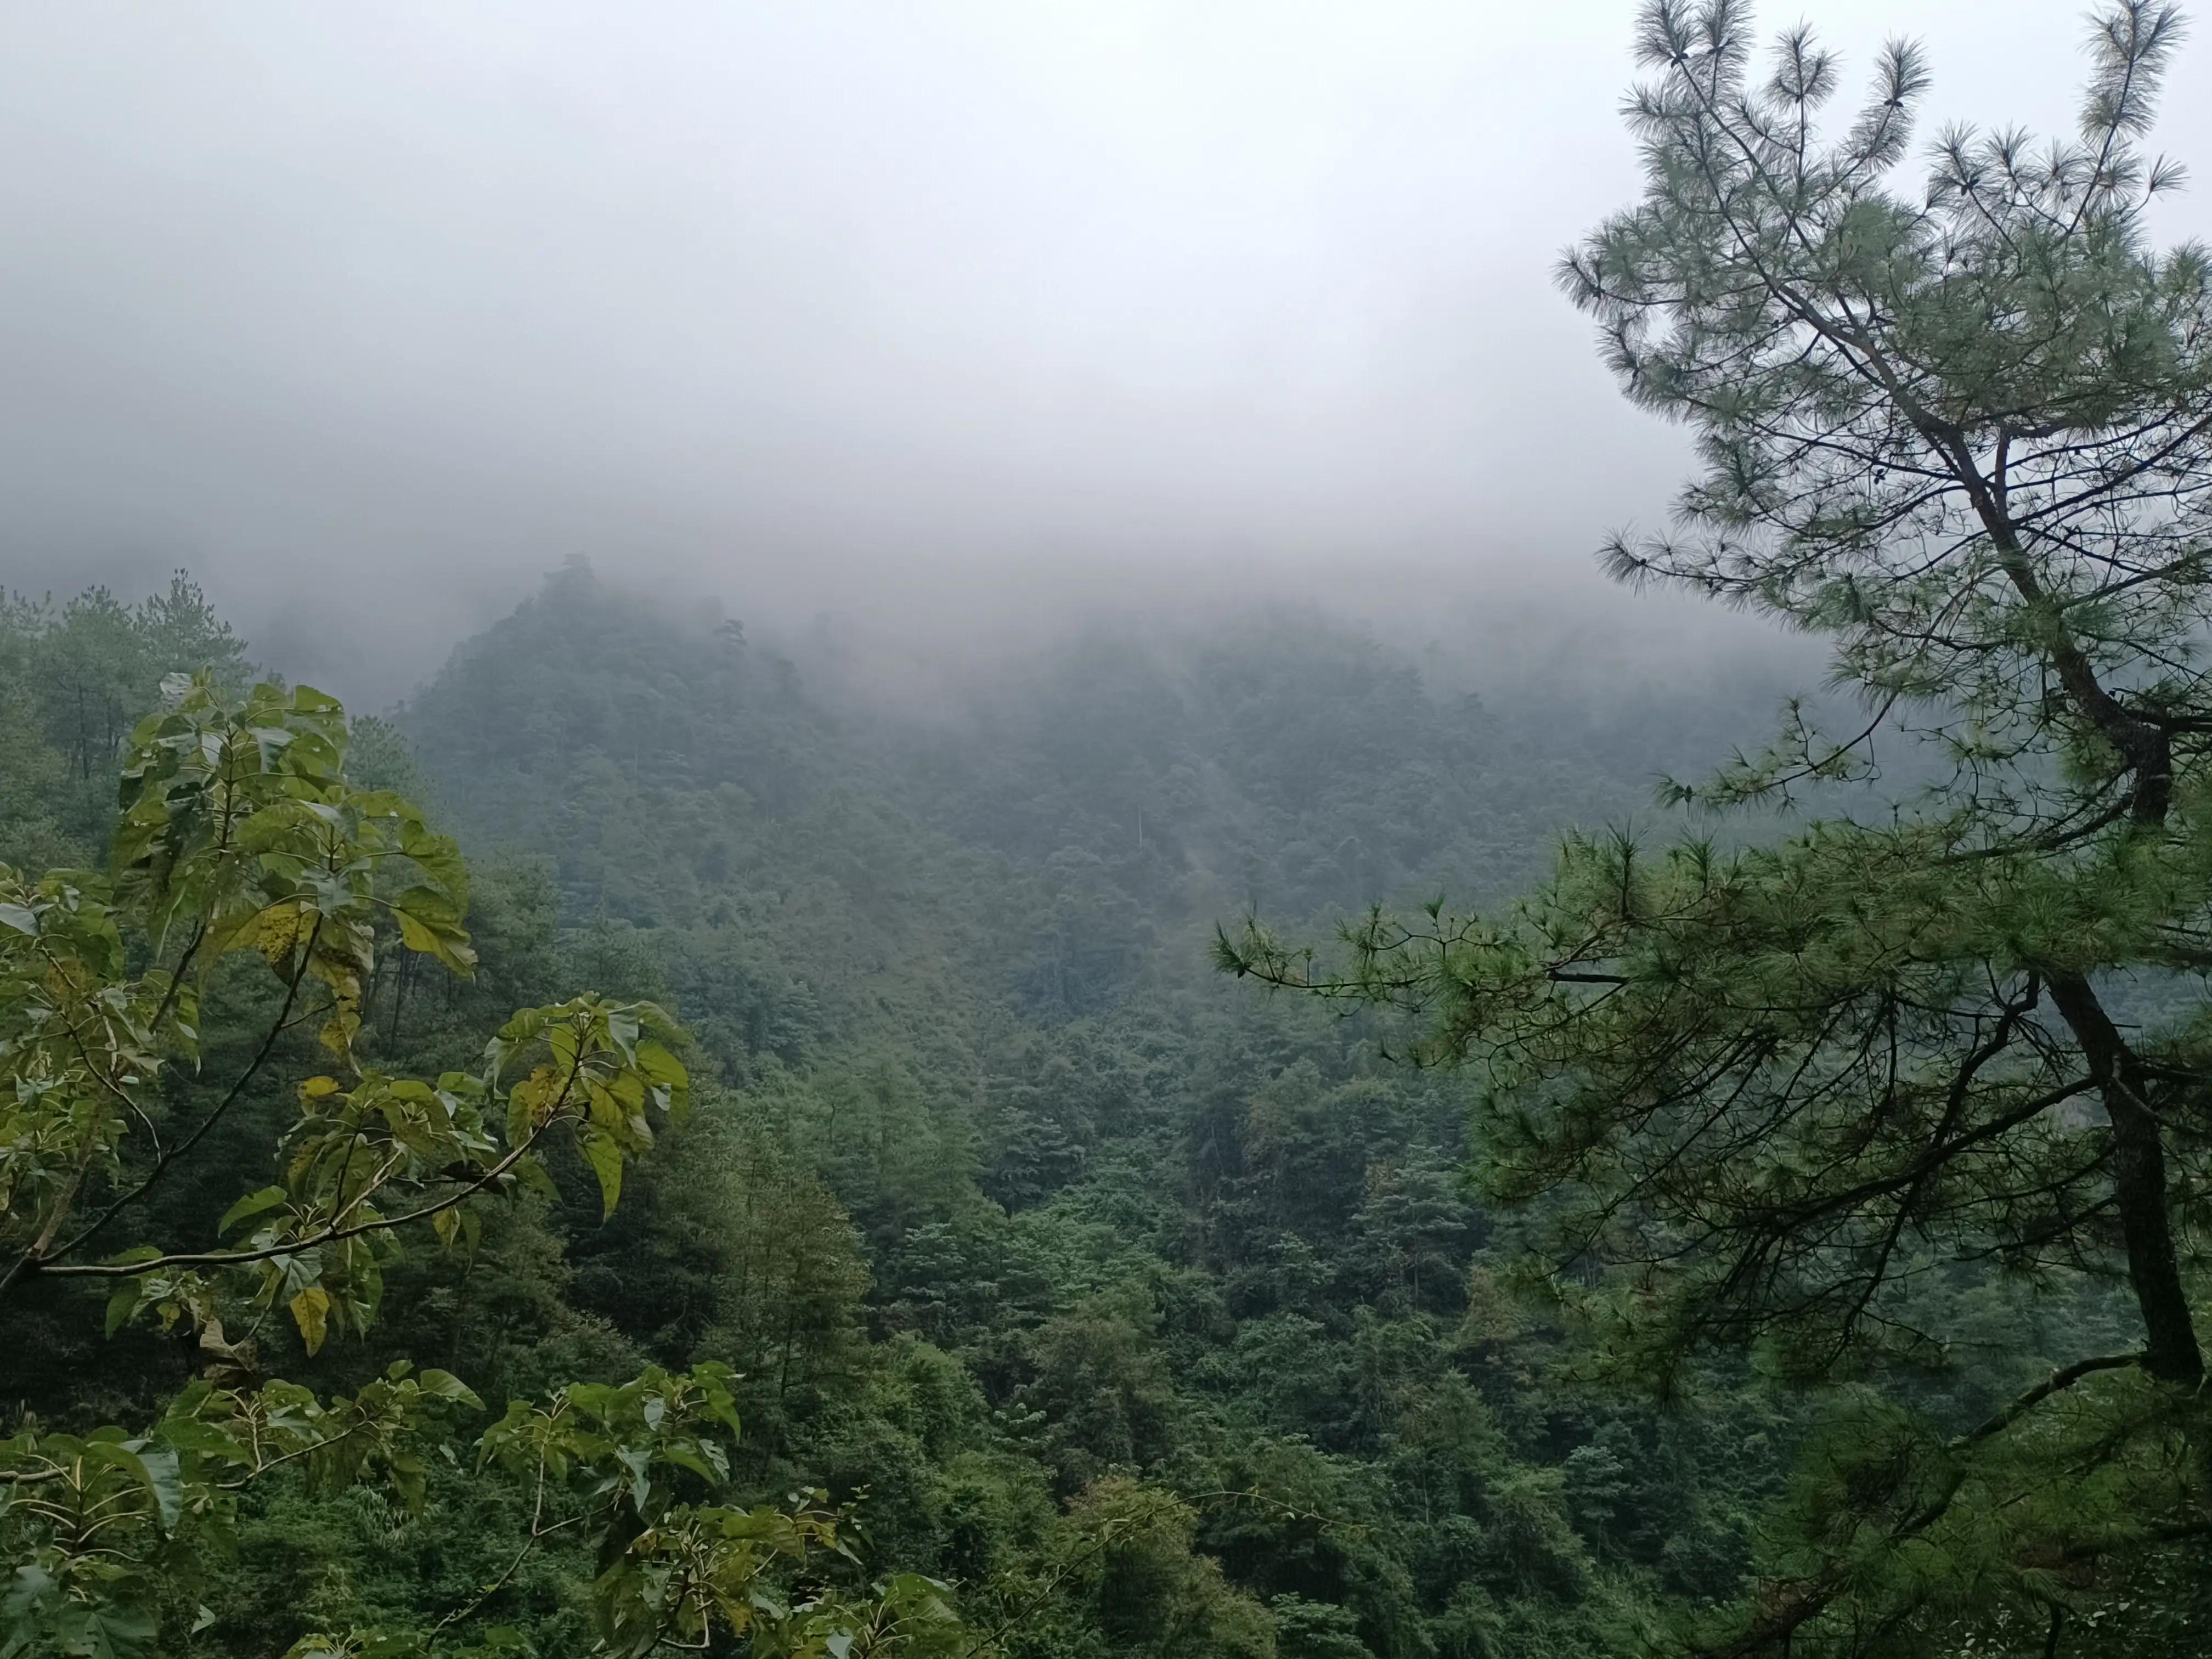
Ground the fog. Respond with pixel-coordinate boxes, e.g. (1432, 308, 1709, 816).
(2, 0, 2209, 707)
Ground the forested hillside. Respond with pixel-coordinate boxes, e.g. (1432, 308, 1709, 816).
(21, 459, 2212, 1659)
(397, 562, 1791, 1654)
(10, 555, 2179, 1658)
(0, 567, 1828, 1657)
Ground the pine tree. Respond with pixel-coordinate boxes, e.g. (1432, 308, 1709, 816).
(1224, 3, 2212, 1650)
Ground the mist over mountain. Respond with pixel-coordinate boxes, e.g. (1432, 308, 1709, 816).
(9, 3, 2212, 1654)
(8, 0, 2202, 710)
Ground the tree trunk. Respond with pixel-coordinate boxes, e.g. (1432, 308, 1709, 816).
(2047, 970, 2204, 1383)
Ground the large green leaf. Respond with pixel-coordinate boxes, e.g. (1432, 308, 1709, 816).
(580, 1128, 625, 1220)
(217, 1184, 289, 1238)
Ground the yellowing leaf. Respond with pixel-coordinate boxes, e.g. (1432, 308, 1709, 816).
(290, 1285, 331, 1356)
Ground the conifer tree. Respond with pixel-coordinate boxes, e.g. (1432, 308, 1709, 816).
(1225, 3, 2212, 1650)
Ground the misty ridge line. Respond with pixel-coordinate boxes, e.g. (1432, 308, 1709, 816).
(367, 560, 1833, 811)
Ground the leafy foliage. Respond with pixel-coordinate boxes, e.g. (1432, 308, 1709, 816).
(0, 672, 955, 1658)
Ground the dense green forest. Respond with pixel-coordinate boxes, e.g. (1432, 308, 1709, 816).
(4, 555, 2196, 1657)
(10, 3, 2212, 1655)
(3, 569, 1807, 1657)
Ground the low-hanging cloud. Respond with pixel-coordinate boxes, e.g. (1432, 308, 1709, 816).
(1, 0, 2207, 705)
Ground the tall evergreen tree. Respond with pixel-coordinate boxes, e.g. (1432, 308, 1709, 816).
(1226, 3, 2212, 1651)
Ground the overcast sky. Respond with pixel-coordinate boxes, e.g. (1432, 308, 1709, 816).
(2, 1, 2209, 702)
